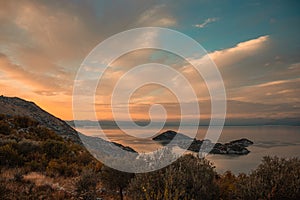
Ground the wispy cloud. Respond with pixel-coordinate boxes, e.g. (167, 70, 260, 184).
(194, 17, 218, 28)
(136, 5, 177, 27)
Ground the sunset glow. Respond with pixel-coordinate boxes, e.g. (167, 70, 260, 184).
(0, 0, 299, 122)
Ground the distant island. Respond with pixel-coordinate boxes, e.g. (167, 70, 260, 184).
(153, 130, 253, 155)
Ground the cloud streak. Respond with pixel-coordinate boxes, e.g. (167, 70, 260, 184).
(194, 18, 218, 28)
(136, 5, 177, 27)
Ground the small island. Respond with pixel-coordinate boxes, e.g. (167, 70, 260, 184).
(153, 130, 253, 155)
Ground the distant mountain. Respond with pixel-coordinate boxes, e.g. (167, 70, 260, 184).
(68, 117, 300, 128)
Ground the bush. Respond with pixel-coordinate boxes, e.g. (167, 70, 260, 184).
(42, 139, 68, 159)
(128, 154, 219, 200)
(235, 156, 300, 200)
(217, 171, 238, 200)
(13, 116, 38, 128)
(0, 144, 24, 167)
(13, 170, 25, 182)
(16, 140, 39, 155)
(0, 121, 11, 135)
(26, 127, 62, 141)
(101, 165, 134, 200)
(46, 159, 75, 177)
(76, 169, 99, 200)
(0, 178, 7, 197)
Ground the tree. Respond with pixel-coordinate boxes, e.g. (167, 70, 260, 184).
(100, 165, 134, 200)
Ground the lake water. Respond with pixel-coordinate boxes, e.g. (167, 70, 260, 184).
(76, 126, 300, 174)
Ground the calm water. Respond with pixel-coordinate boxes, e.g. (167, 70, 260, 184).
(76, 126, 300, 174)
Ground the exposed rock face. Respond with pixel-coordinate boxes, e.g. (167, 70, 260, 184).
(153, 130, 253, 155)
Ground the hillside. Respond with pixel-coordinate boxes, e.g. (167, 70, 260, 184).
(0, 113, 102, 199)
(0, 95, 80, 144)
(0, 96, 135, 199)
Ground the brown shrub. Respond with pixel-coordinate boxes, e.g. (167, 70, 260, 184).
(128, 154, 219, 200)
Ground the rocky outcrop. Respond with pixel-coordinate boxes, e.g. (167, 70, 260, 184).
(153, 130, 253, 155)
(152, 130, 192, 145)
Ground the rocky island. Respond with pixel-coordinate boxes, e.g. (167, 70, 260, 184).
(153, 130, 253, 155)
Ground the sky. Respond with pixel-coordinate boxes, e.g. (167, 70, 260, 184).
(0, 0, 299, 122)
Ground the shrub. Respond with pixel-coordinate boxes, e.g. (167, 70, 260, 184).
(26, 127, 62, 141)
(26, 160, 45, 172)
(217, 171, 238, 200)
(128, 154, 219, 200)
(76, 169, 99, 200)
(13, 116, 38, 128)
(0, 144, 24, 167)
(0, 178, 7, 197)
(16, 140, 39, 155)
(235, 156, 300, 200)
(42, 139, 68, 159)
(0, 121, 11, 135)
(13, 170, 24, 182)
(101, 165, 134, 200)
(46, 159, 73, 177)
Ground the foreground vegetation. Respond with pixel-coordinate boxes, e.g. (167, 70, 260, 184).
(0, 114, 299, 199)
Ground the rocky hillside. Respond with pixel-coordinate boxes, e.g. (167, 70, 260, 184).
(0, 95, 136, 154)
(0, 95, 81, 144)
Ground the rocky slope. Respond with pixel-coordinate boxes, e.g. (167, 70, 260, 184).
(0, 95, 81, 144)
(153, 130, 253, 155)
(0, 95, 136, 153)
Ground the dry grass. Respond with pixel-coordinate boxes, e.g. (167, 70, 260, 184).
(23, 172, 77, 193)
(23, 172, 52, 186)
